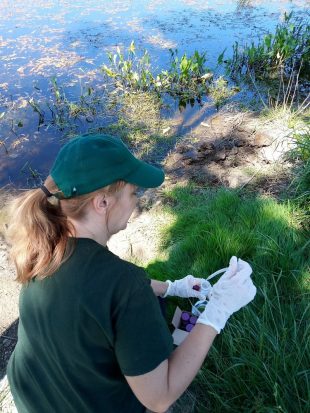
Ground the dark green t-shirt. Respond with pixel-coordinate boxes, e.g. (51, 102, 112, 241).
(7, 238, 173, 413)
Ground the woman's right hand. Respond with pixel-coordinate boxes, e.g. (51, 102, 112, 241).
(197, 256, 257, 333)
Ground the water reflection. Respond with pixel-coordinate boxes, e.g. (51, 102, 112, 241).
(237, 0, 254, 9)
(0, 0, 308, 188)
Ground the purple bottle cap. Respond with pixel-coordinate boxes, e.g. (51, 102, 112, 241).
(185, 323, 194, 332)
(189, 316, 197, 325)
(181, 312, 190, 321)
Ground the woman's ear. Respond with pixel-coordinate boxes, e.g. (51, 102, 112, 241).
(92, 194, 109, 215)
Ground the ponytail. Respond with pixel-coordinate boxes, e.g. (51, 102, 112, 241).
(6, 177, 125, 283)
(6, 177, 72, 283)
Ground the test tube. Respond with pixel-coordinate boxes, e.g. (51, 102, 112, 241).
(189, 316, 197, 325)
(181, 312, 190, 329)
(181, 312, 190, 321)
(185, 323, 194, 332)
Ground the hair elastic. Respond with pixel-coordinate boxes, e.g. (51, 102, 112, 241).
(40, 185, 54, 198)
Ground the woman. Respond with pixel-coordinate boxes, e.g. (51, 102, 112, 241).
(6, 133, 256, 413)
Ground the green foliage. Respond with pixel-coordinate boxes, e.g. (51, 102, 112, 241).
(219, 12, 309, 112)
(102, 42, 214, 109)
(224, 13, 309, 82)
(147, 187, 309, 412)
(167, 49, 207, 83)
(102, 42, 154, 91)
(294, 129, 310, 163)
(290, 127, 310, 205)
(164, 49, 213, 109)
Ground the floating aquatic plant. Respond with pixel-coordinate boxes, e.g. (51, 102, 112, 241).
(102, 42, 214, 109)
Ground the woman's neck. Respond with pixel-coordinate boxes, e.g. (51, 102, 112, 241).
(68, 218, 110, 247)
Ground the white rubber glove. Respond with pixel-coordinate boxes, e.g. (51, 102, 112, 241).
(163, 275, 211, 300)
(197, 257, 256, 333)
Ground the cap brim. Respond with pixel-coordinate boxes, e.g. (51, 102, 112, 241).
(124, 160, 165, 188)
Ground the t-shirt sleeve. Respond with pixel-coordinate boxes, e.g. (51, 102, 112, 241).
(114, 271, 173, 377)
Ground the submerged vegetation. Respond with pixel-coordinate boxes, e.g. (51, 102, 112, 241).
(208, 76, 238, 110)
(102, 41, 155, 91)
(102, 13, 310, 113)
(102, 41, 215, 109)
(224, 12, 309, 81)
(221, 12, 310, 110)
(87, 90, 174, 158)
(2, 11, 308, 162)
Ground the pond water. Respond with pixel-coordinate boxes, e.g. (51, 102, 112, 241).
(0, 0, 309, 188)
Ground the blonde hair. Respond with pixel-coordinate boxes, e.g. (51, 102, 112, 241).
(6, 176, 125, 283)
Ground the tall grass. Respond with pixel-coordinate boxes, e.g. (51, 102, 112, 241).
(289, 128, 310, 206)
(147, 187, 309, 412)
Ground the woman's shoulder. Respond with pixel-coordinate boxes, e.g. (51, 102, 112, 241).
(72, 238, 149, 291)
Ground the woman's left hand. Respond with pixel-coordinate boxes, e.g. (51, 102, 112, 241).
(163, 275, 211, 300)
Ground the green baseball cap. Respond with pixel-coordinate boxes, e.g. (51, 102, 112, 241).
(50, 134, 165, 198)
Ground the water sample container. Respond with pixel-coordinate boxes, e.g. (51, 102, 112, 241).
(200, 280, 212, 296)
(181, 312, 190, 322)
(180, 312, 190, 329)
(185, 323, 194, 332)
(189, 316, 197, 325)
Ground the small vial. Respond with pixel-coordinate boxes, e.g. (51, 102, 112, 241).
(181, 312, 190, 322)
(185, 323, 194, 332)
(189, 316, 197, 325)
(200, 280, 211, 296)
(181, 312, 190, 330)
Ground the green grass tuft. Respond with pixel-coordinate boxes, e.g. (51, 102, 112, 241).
(147, 186, 309, 412)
